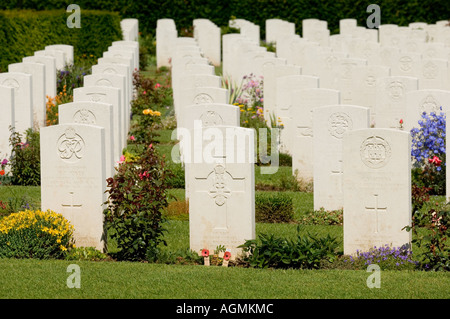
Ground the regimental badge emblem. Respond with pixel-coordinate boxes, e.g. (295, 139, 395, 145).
(422, 61, 438, 79)
(57, 127, 85, 162)
(328, 112, 352, 139)
(200, 111, 223, 127)
(420, 95, 440, 113)
(73, 109, 96, 124)
(360, 136, 392, 169)
(194, 93, 214, 104)
(399, 56, 413, 72)
(387, 80, 404, 101)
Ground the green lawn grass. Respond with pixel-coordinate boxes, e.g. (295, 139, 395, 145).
(0, 258, 448, 299)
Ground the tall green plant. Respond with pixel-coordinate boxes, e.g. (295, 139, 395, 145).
(103, 143, 171, 262)
(8, 127, 40, 186)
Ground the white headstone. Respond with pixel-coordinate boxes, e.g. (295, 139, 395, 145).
(156, 19, 178, 68)
(187, 125, 255, 259)
(313, 104, 370, 211)
(262, 64, 302, 122)
(343, 128, 412, 255)
(193, 19, 221, 66)
(404, 89, 450, 132)
(35, 49, 66, 71)
(111, 40, 139, 71)
(0, 86, 14, 158)
(40, 123, 106, 251)
(45, 44, 74, 67)
(73, 86, 123, 159)
(276, 75, 320, 153)
(375, 76, 419, 128)
(87, 69, 129, 136)
(23, 55, 57, 99)
(291, 88, 340, 182)
(417, 59, 449, 90)
(8, 62, 46, 128)
(121, 18, 139, 42)
(58, 102, 115, 178)
(0, 72, 33, 133)
(178, 87, 229, 120)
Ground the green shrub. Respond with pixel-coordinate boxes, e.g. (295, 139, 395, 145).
(103, 143, 171, 262)
(406, 204, 450, 271)
(8, 127, 40, 186)
(0, 9, 122, 71)
(65, 246, 109, 261)
(255, 192, 293, 223)
(238, 226, 340, 269)
(300, 207, 343, 226)
(165, 163, 185, 189)
(0, 209, 74, 259)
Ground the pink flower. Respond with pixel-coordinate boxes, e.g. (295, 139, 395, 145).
(155, 83, 161, 89)
(148, 143, 153, 149)
(143, 91, 147, 95)
(117, 155, 126, 164)
(130, 135, 135, 141)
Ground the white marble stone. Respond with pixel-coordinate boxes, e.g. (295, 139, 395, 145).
(313, 104, 370, 211)
(40, 123, 107, 251)
(343, 128, 412, 255)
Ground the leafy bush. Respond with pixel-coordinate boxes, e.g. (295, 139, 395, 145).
(410, 110, 446, 195)
(0, 209, 74, 259)
(340, 244, 418, 270)
(8, 127, 40, 186)
(238, 226, 340, 269)
(406, 204, 450, 271)
(165, 163, 185, 188)
(103, 143, 171, 262)
(300, 208, 343, 226)
(255, 192, 293, 223)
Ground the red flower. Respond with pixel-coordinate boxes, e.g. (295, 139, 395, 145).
(201, 249, 209, 257)
(0, 170, 4, 176)
(399, 119, 403, 124)
(223, 251, 231, 261)
(429, 156, 442, 166)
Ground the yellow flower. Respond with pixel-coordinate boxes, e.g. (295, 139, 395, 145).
(60, 245, 67, 251)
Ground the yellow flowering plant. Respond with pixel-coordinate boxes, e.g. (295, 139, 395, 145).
(0, 209, 75, 259)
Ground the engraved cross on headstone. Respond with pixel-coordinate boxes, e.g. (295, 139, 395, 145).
(365, 194, 387, 233)
(331, 159, 344, 193)
(296, 109, 314, 137)
(61, 191, 82, 214)
(196, 163, 245, 231)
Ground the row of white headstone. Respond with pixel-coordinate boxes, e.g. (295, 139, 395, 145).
(160, 23, 254, 258)
(154, 17, 449, 257)
(0, 44, 74, 160)
(39, 19, 140, 251)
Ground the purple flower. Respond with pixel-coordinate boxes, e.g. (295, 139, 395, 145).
(1, 159, 7, 166)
